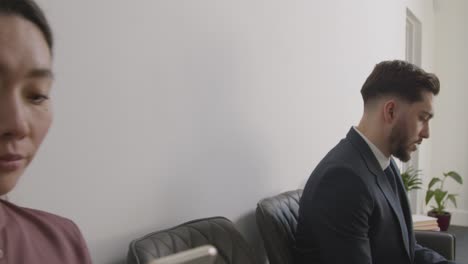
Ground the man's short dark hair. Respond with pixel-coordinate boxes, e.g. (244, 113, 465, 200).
(0, 0, 53, 53)
(361, 60, 440, 104)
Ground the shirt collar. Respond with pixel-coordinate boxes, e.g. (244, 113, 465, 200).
(0, 199, 7, 231)
(353, 126, 390, 170)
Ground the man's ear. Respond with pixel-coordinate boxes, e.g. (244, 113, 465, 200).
(383, 100, 396, 123)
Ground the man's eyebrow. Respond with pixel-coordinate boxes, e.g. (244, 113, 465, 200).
(27, 68, 54, 79)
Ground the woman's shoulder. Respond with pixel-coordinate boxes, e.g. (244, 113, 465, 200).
(2, 199, 74, 224)
(1, 199, 83, 240)
(0, 199, 92, 263)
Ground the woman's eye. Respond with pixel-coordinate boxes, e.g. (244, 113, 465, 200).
(29, 94, 50, 105)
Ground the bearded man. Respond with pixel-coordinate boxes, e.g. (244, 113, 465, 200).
(294, 60, 455, 264)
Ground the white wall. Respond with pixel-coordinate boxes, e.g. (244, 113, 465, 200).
(7, 1, 438, 263)
(432, 0, 468, 226)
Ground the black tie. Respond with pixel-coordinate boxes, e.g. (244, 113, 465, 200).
(384, 166, 398, 196)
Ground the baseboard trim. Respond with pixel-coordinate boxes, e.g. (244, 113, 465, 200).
(450, 210, 468, 227)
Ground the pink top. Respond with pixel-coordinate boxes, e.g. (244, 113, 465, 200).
(0, 199, 92, 263)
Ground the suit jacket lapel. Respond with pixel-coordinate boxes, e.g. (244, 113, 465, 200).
(346, 128, 411, 259)
(391, 160, 416, 260)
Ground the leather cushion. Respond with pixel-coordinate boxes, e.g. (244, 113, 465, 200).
(256, 190, 302, 264)
(127, 216, 257, 264)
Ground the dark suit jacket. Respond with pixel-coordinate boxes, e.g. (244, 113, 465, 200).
(294, 128, 453, 264)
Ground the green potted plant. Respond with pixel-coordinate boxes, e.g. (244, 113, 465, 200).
(401, 166, 423, 192)
(425, 171, 463, 231)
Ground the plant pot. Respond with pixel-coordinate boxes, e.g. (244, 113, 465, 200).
(428, 210, 451, 231)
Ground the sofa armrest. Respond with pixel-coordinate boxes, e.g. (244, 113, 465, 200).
(415, 230, 456, 261)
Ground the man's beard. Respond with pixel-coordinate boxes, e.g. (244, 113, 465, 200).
(389, 121, 412, 162)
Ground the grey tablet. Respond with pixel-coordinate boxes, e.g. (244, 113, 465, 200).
(150, 245, 217, 264)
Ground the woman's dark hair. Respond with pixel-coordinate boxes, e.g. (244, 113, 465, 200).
(0, 0, 53, 53)
(361, 60, 440, 104)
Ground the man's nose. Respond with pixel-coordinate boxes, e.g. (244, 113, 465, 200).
(420, 123, 430, 139)
(0, 97, 29, 140)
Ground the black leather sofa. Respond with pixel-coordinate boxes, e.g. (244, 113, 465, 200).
(127, 216, 257, 264)
(256, 189, 456, 264)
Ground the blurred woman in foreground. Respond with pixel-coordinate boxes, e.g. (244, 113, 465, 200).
(0, 1, 92, 263)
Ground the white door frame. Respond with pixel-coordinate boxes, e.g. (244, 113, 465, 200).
(405, 8, 423, 214)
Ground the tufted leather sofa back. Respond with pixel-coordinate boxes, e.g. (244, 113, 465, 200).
(256, 189, 302, 264)
(127, 216, 257, 264)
